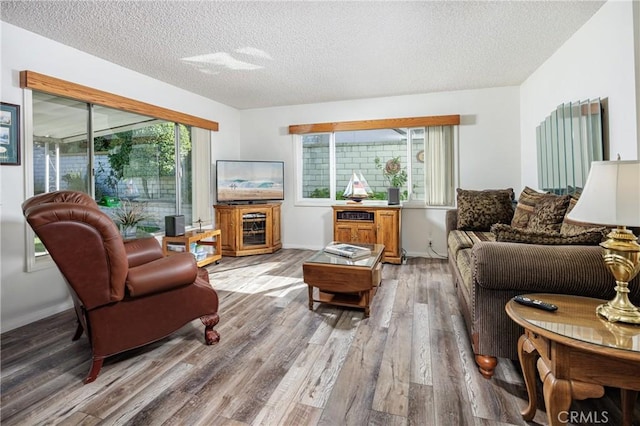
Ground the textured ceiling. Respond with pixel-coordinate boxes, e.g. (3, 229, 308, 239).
(1, 1, 605, 110)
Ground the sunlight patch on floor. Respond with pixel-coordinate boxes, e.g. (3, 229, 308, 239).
(210, 261, 285, 280)
(213, 272, 305, 298)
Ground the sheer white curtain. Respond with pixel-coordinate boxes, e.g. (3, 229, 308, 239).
(191, 127, 212, 225)
(425, 126, 454, 206)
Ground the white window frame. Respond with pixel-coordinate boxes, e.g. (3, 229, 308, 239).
(23, 89, 54, 272)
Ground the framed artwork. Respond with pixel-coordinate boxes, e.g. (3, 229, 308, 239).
(0, 102, 21, 165)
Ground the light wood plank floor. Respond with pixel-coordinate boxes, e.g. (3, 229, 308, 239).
(1, 249, 638, 425)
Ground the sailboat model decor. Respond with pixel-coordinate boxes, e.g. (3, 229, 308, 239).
(343, 171, 373, 203)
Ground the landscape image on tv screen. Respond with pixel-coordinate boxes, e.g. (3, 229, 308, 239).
(217, 160, 284, 202)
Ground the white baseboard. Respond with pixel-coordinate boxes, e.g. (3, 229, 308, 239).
(1, 300, 73, 334)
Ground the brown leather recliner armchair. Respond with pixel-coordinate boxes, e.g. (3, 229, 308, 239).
(22, 191, 220, 383)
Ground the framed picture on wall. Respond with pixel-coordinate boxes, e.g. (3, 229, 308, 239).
(0, 102, 20, 165)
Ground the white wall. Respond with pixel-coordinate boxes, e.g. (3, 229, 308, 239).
(520, 0, 639, 188)
(0, 23, 241, 332)
(239, 86, 521, 257)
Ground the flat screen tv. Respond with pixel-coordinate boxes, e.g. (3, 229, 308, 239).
(216, 160, 284, 203)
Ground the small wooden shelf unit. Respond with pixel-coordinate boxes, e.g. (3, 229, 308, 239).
(162, 229, 222, 268)
(332, 204, 402, 264)
(214, 203, 282, 256)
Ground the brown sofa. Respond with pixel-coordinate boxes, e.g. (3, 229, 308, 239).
(23, 191, 220, 383)
(446, 208, 640, 379)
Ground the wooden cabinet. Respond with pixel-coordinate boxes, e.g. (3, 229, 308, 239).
(332, 205, 402, 264)
(214, 203, 282, 256)
(334, 222, 376, 244)
(376, 209, 401, 262)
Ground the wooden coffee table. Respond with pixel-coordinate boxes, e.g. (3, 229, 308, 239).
(506, 294, 640, 426)
(302, 243, 384, 318)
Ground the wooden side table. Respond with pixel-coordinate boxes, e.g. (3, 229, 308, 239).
(506, 294, 640, 426)
(162, 229, 222, 268)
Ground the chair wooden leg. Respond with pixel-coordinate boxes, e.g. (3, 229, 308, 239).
(84, 358, 103, 384)
(475, 354, 498, 379)
(201, 313, 220, 345)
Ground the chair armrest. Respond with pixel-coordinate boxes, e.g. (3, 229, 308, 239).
(124, 237, 164, 267)
(126, 253, 198, 297)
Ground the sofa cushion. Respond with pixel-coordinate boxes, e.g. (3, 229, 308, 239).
(491, 223, 605, 245)
(448, 230, 495, 258)
(527, 195, 571, 233)
(456, 188, 514, 231)
(466, 230, 496, 244)
(448, 230, 473, 256)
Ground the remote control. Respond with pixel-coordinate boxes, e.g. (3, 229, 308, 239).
(513, 295, 558, 312)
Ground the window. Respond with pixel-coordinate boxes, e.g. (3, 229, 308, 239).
(336, 129, 408, 200)
(301, 133, 331, 198)
(292, 116, 458, 206)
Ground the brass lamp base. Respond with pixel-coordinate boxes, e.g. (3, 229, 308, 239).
(597, 226, 640, 325)
(596, 298, 640, 324)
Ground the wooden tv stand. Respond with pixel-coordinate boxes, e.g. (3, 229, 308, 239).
(214, 203, 281, 256)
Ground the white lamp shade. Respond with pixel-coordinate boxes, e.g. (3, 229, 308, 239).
(567, 160, 640, 227)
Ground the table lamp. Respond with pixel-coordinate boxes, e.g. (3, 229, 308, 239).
(566, 160, 640, 324)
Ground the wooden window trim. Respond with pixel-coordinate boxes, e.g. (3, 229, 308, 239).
(20, 70, 219, 131)
(288, 115, 460, 134)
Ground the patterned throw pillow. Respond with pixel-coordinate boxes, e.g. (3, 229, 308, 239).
(491, 223, 606, 245)
(456, 188, 515, 231)
(512, 187, 553, 228)
(527, 195, 571, 233)
(560, 196, 604, 235)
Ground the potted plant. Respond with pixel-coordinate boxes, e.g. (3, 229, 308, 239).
(112, 200, 149, 238)
(375, 156, 407, 204)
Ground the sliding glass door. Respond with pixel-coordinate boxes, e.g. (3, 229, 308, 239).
(31, 91, 193, 235)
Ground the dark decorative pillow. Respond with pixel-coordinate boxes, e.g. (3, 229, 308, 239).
(560, 196, 604, 235)
(491, 223, 606, 245)
(456, 188, 515, 231)
(527, 195, 571, 233)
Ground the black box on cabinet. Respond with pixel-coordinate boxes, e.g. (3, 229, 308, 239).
(387, 188, 400, 205)
(165, 215, 185, 237)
